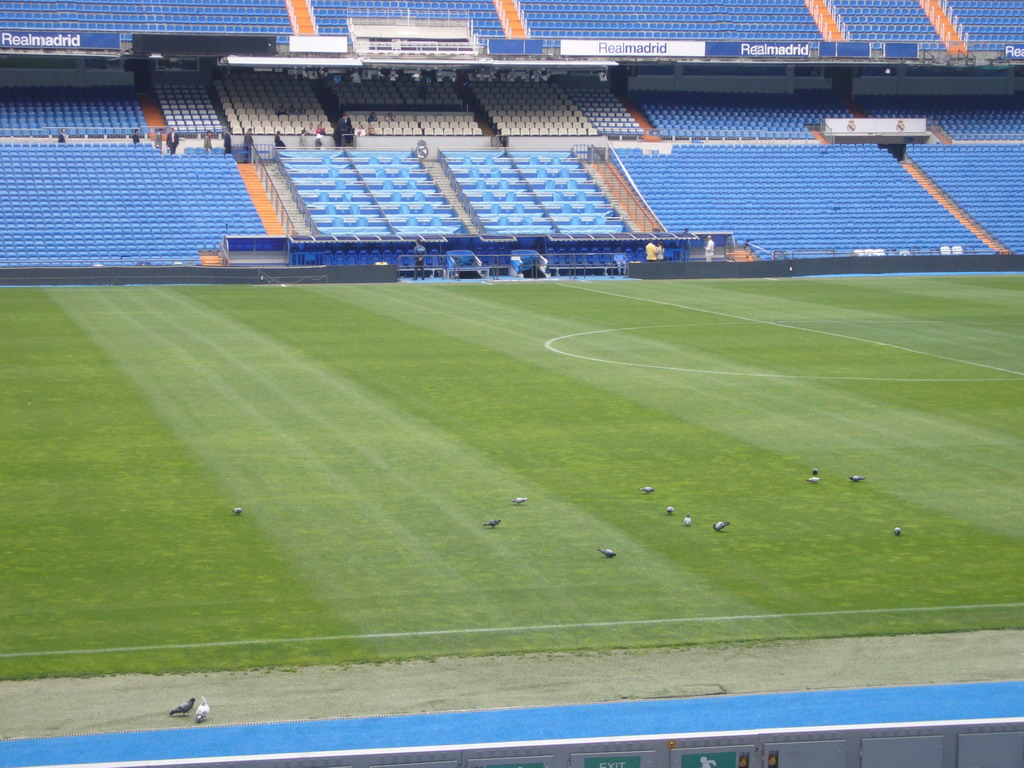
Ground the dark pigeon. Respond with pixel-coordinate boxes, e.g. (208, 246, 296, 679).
(713, 521, 730, 532)
(598, 548, 617, 558)
(170, 697, 195, 716)
(849, 476, 867, 482)
(666, 506, 674, 515)
(484, 519, 501, 528)
(893, 527, 902, 536)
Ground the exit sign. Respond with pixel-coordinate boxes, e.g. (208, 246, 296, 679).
(681, 753, 737, 768)
(584, 756, 643, 768)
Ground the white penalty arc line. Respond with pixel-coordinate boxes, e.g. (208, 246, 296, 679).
(3, 602, 1023, 659)
(555, 283, 1024, 380)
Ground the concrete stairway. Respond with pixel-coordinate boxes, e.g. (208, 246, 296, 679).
(584, 161, 662, 233)
(422, 160, 480, 235)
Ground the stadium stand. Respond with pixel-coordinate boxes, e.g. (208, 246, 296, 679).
(0, 85, 145, 137)
(562, 86, 645, 138)
(282, 150, 464, 236)
(0, 0, 292, 34)
(633, 89, 851, 140)
(855, 93, 1024, 140)
(0, 143, 264, 266)
(907, 144, 1024, 254)
(831, 0, 943, 46)
(442, 150, 625, 235)
(328, 78, 483, 135)
(154, 84, 224, 135)
(470, 80, 597, 137)
(517, 0, 821, 40)
(215, 71, 330, 137)
(945, 0, 1024, 50)
(310, 0, 504, 38)
(618, 143, 986, 256)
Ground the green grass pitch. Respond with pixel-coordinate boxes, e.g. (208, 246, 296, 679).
(1, 276, 1022, 680)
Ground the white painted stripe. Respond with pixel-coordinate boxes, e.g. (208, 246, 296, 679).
(3, 602, 1022, 659)
(558, 283, 1024, 378)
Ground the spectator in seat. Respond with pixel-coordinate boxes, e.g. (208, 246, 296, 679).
(57, 127, 67, 144)
(274, 130, 286, 149)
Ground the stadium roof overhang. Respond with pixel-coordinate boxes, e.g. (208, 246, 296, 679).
(219, 55, 616, 70)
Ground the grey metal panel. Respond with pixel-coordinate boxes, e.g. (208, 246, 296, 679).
(672, 746, 757, 768)
(762, 739, 845, 768)
(468, 756, 555, 768)
(958, 731, 1024, 768)
(862, 735, 943, 768)
(370, 762, 459, 768)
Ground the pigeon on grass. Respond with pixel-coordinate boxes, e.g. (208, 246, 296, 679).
(683, 513, 692, 527)
(640, 486, 655, 494)
(598, 548, 617, 558)
(484, 519, 501, 528)
(713, 521, 730, 532)
(510, 497, 528, 505)
(170, 697, 195, 716)
(849, 476, 867, 483)
(194, 697, 210, 723)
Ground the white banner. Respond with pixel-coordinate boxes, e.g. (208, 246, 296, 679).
(559, 39, 704, 57)
(289, 36, 349, 54)
(824, 117, 928, 135)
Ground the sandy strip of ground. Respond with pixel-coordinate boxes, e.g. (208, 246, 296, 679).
(2, 629, 1022, 741)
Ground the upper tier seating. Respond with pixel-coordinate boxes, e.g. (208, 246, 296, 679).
(282, 150, 464, 236)
(0, 143, 263, 266)
(154, 84, 224, 134)
(946, 0, 1024, 50)
(618, 143, 983, 255)
(310, 0, 503, 37)
(634, 89, 850, 140)
(0, 0, 291, 34)
(0, 85, 145, 136)
(563, 86, 645, 138)
(347, 111, 482, 136)
(442, 150, 625, 235)
(215, 71, 330, 136)
(907, 144, 1024, 253)
(831, 0, 943, 46)
(329, 78, 478, 136)
(855, 93, 1024, 140)
(470, 80, 597, 136)
(519, 0, 820, 39)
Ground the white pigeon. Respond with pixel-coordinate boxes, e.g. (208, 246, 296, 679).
(233, 507, 243, 515)
(806, 476, 821, 484)
(849, 475, 867, 483)
(683, 513, 692, 527)
(194, 697, 210, 723)
(666, 506, 674, 515)
(640, 486, 655, 494)
(510, 497, 528, 505)
(893, 527, 902, 536)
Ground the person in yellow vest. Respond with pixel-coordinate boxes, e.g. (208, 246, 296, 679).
(645, 240, 659, 261)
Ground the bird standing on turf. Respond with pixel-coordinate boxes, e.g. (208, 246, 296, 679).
(893, 527, 902, 536)
(170, 697, 195, 716)
(666, 506, 674, 515)
(233, 507, 243, 515)
(806, 476, 821, 484)
(683, 513, 692, 527)
(484, 519, 501, 528)
(713, 521, 729, 532)
(598, 548, 617, 558)
(510, 497, 528, 505)
(194, 697, 210, 723)
(849, 475, 867, 483)
(640, 486, 655, 494)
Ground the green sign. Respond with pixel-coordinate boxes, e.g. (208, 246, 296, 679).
(583, 756, 643, 768)
(476, 763, 546, 768)
(681, 753, 737, 768)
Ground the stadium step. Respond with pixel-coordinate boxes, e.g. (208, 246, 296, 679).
(619, 96, 660, 142)
(804, 0, 844, 42)
(493, 0, 527, 38)
(422, 160, 480, 235)
(263, 164, 313, 236)
(917, 0, 968, 56)
(137, 93, 166, 128)
(584, 160, 663, 234)
(901, 159, 1008, 254)
(237, 164, 287, 236)
(285, 0, 317, 35)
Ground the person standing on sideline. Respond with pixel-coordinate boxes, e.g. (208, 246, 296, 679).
(704, 235, 715, 261)
(645, 240, 658, 262)
(412, 239, 427, 280)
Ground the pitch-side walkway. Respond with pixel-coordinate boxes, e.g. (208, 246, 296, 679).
(2, 681, 1023, 768)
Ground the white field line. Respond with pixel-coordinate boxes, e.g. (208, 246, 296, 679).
(2, 602, 1022, 659)
(558, 284, 1024, 379)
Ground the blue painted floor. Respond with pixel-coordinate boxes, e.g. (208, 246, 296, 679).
(1, 682, 1023, 767)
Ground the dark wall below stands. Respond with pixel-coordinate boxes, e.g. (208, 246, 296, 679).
(631, 253, 1024, 280)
